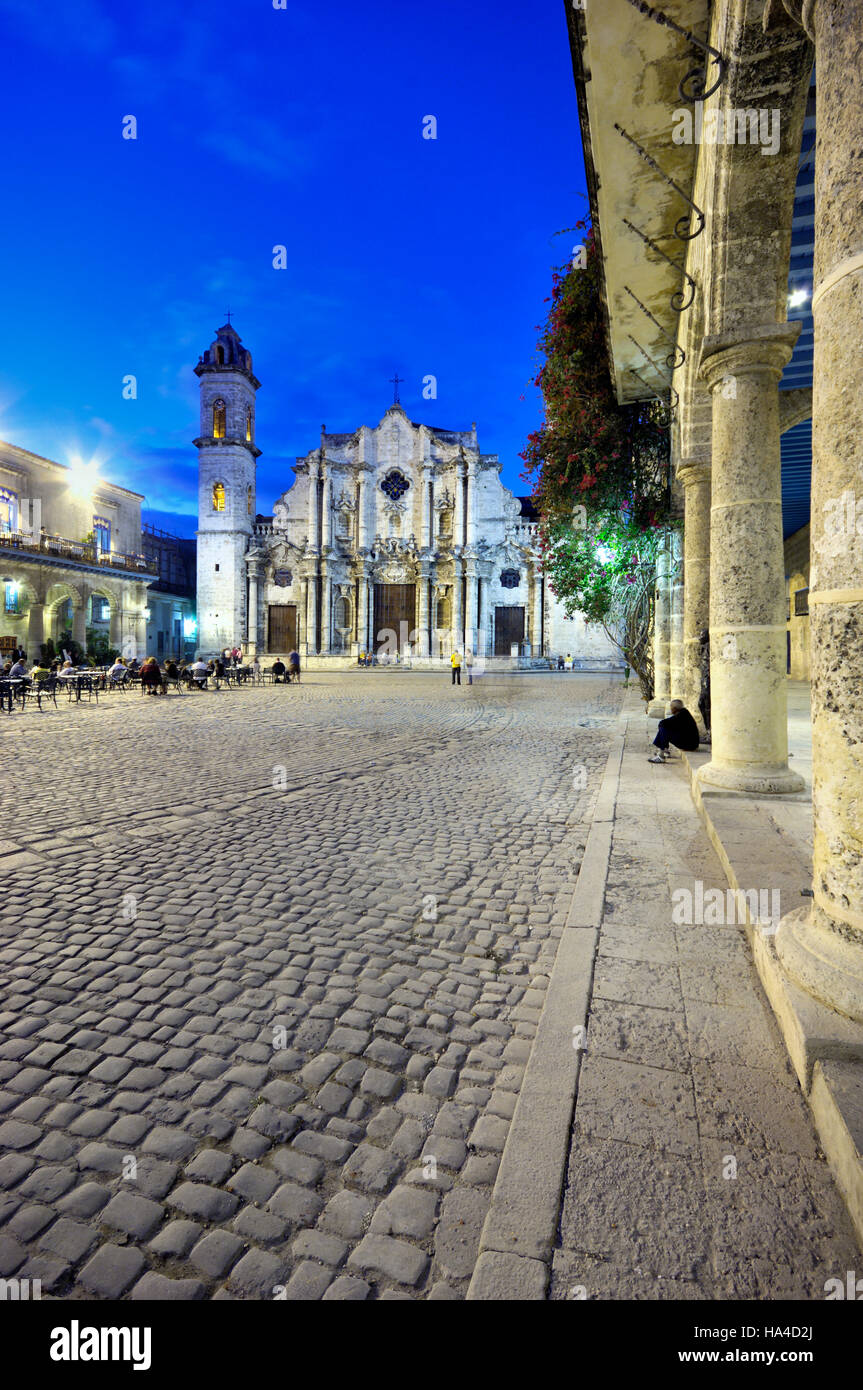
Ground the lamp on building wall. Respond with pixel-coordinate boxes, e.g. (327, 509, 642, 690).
(66, 456, 103, 498)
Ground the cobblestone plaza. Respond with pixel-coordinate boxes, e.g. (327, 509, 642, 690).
(0, 674, 620, 1299)
(0, 674, 857, 1302)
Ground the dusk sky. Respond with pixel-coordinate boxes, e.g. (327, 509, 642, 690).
(0, 0, 587, 538)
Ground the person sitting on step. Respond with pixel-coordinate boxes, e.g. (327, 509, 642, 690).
(648, 698, 700, 764)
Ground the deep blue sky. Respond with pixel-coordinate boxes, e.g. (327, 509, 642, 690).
(0, 0, 587, 539)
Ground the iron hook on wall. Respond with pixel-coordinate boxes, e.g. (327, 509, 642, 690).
(622, 218, 697, 312)
(623, 0, 726, 102)
(623, 285, 686, 370)
(614, 124, 705, 240)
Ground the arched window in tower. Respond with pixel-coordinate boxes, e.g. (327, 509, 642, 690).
(213, 399, 226, 438)
(247, 485, 253, 515)
(215, 346, 225, 365)
(212, 481, 226, 513)
(245, 406, 253, 443)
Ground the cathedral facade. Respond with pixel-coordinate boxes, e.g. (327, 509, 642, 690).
(195, 322, 618, 667)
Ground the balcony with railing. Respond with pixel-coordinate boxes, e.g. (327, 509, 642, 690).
(0, 528, 158, 575)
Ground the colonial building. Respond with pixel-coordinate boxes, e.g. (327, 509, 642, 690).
(194, 321, 618, 668)
(0, 439, 157, 659)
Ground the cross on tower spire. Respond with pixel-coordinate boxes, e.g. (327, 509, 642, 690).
(390, 373, 404, 404)
(224, 309, 233, 325)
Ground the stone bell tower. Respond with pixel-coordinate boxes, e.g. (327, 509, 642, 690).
(194, 321, 261, 654)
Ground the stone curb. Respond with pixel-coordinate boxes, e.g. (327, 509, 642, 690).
(466, 707, 629, 1299)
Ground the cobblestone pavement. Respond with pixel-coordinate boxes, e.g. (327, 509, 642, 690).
(551, 720, 860, 1300)
(0, 672, 623, 1300)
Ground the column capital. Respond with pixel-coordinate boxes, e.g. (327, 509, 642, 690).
(676, 458, 711, 489)
(698, 322, 801, 390)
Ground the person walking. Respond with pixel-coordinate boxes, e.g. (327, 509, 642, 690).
(451, 650, 462, 686)
(287, 649, 301, 684)
(465, 649, 474, 686)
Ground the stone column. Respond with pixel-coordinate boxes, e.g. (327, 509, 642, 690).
(668, 529, 684, 700)
(246, 562, 261, 654)
(417, 570, 430, 658)
(72, 598, 87, 647)
(532, 567, 544, 657)
(421, 467, 432, 549)
(321, 466, 331, 551)
(465, 566, 478, 655)
(306, 573, 318, 656)
(777, 0, 863, 1020)
(320, 567, 331, 655)
(358, 573, 370, 653)
(648, 531, 672, 717)
(357, 472, 369, 552)
(299, 577, 308, 653)
(27, 601, 44, 653)
(453, 464, 465, 550)
(678, 461, 711, 724)
(307, 463, 319, 547)
(451, 561, 463, 655)
(697, 325, 803, 793)
(109, 603, 122, 650)
(466, 462, 477, 548)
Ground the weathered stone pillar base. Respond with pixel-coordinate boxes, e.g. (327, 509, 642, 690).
(777, 906, 863, 1026)
(696, 626, 804, 794)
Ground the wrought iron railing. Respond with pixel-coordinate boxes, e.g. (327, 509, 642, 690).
(0, 529, 158, 575)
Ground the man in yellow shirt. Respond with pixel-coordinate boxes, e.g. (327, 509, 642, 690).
(451, 650, 462, 686)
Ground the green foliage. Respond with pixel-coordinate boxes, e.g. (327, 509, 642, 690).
(86, 626, 118, 663)
(545, 513, 673, 698)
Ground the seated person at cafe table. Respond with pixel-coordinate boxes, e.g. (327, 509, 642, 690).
(28, 660, 51, 682)
(140, 657, 165, 694)
(271, 658, 288, 684)
(108, 658, 128, 683)
(190, 657, 211, 687)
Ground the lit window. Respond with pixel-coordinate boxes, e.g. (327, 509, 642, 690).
(93, 516, 111, 555)
(246, 406, 253, 443)
(0, 488, 17, 533)
(4, 581, 20, 614)
(213, 399, 226, 438)
(212, 481, 226, 512)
